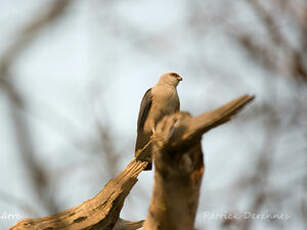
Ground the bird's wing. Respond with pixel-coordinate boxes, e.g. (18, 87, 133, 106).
(135, 88, 153, 151)
(137, 88, 153, 132)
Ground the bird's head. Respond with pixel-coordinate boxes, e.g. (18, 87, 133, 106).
(157, 72, 183, 87)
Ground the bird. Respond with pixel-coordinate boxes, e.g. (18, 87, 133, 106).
(135, 72, 182, 170)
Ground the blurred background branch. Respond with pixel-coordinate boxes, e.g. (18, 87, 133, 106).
(0, 0, 72, 216)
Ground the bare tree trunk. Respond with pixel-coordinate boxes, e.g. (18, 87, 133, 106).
(144, 95, 254, 230)
(144, 126, 203, 230)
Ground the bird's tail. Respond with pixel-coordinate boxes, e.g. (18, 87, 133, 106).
(113, 218, 144, 230)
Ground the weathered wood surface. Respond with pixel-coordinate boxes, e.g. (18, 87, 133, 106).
(9, 157, 148, 230)
(143, 95, 254, 230)
(9, 95, 254, 230)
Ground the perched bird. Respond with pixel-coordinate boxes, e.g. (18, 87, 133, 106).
(135, 72, 182, 170)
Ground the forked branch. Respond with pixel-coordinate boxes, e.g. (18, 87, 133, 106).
(9, 95, 254, 230)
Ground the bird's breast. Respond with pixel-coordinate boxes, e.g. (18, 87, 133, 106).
(143, 86, 179, 131)
(153, 86, 178, 109)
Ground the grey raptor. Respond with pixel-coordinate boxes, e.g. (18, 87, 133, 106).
(135, 72, 182, 170)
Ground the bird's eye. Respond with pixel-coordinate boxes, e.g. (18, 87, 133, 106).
(169, 73, 179, 78)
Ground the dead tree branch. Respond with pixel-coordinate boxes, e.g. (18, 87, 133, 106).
(9, 95, 254, 230)
(9, 157, 148, 230)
